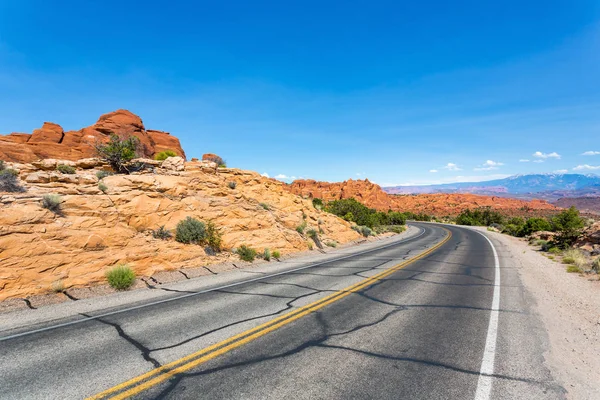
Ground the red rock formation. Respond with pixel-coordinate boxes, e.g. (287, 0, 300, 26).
(287, 179, 560, 217)
(0, 109, 186, 163)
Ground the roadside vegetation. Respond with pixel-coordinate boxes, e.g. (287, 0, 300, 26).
(0, 161, 25, 193)
(105, 264, 136, 290)
(175, 217, 222, 251)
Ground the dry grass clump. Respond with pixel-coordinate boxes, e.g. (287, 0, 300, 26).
(562, 249, 587, 269)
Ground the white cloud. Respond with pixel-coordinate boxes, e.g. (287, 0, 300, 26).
(355, 172, 366, 177)
(573, 164, 600, 171)
(274, 174, 298, 180)
(261, 172, 270, 178)
(554, 169, 569, 174)
(429, 169, 438, 173)
(582, 151, 600, 156)
(443, 163, 462, 171)
(519, 159, 530, 162)
(533, 160, 544, 163)
(474, 160, 504, 171)
(533, 151, 561, 159)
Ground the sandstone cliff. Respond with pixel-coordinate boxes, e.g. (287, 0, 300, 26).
(288, 179, 559, 216)
(0, 110, 186, 163)
(0, 161, 359, 301)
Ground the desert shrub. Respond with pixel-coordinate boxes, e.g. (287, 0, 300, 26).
(552, 206, 585, 248)
(562, 249, 587, 269)
(95, 134, 139, 174)
(259, 202, 270, 210)
(296, 220, 307, 234)
(307, 241, 313, 250)
(0, 160, 3, 170)
(0, 168, 24, 193)
(272, 250, 281, 259)
(326, 241, 337, 247)
(535, 239, 548, 247)
(456, 207, 504, 226)
(352, 225, 372, 237)
(548, 247, 561, 254)
(56, 164, 76, 174)
(41, 194, 62, 213)
(262, 248, 271, 261)
(566, 265, 581, 273)
(106, 265, 136, 290)
(96, 170, 113, 180)
(154, 150, 178, 161)
(175, 217, 207, 244)
(325, 198, 407, 229)
(541, 241, 553, 252)
(98, 182, 108, 193)
(237, 245, 257, 262)
(204, 154, 226, 167)
(206, 222, 222, 251)
(152, 225, 172, 240)
(306, 228, 318, 239)
(312, 198, 323, 209)
(51, 280, 65, 293)
(592, 257, 600, 273)
(520, 217, 552, 236)
(228, 181, 237, 189)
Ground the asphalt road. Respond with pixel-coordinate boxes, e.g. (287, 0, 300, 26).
(0, 223, 565, 399)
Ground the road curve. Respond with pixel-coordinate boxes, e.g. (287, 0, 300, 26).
(0, 223, 564, 399)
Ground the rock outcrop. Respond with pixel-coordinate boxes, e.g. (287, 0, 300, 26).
(0, 110, 186, 163)
(0, 161, 360, 300)
(288, 179, 560, 216)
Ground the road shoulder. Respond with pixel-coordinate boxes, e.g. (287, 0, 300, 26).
(475, 228, 600, 399)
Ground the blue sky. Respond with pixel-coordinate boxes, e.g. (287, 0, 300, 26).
(1, 0, 599, 186)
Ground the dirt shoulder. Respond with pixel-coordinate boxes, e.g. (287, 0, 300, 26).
(477, 228, 600, 399)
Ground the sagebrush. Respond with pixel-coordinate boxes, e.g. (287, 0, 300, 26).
(106, 265, 136, 290)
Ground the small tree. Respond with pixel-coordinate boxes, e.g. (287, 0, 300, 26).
(552, 206, 585, 247)
(95, 134, 139, 174)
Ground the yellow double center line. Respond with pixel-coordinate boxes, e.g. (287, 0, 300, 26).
(89, 229, 451, 399)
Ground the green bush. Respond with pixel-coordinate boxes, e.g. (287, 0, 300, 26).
(552, 207, 585, 248)
(98, 182, 108, 193)
(237, 245, 257, 262)
(272, 250, 281, 259)
(456, 207, 504, 226)
(56, 164, 76, 174)
(312, 198, 323, 209)
(41, 194, 62, 213)
(306, 228, 318, 240)
(548, 247, 561, 254)
(206, 222, 222, 251)
(262, 248, 271, 261)
(0, 167, 24, 193)
(154, 150, 178, 161)
(520, 217, 552, 236)
(326, 241, 337, 247)
(175, 217, 206, 244)
(96, 170, 113, 180)
(228, 181, 237, 189)
(105, 265, 136, 290)
(95, 134, 139, 174)
(296, 221, 307, 234)
(259, 202, 270, 210)
(152, 225, 172, 240)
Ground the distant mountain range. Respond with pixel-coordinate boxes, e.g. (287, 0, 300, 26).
(383, 174, 600, 200)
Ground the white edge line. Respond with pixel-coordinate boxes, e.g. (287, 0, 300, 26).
(0, 226, 429, 342)
(473, 230, 501, 400)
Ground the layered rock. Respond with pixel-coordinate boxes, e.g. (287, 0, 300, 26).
(287, 179, 560, 216)
(0, 162, 359, 300)
(0, 110, 186, 163)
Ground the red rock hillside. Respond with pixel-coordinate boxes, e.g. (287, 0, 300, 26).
(288, 179, 560, 216)
(0, 109, 185, 163)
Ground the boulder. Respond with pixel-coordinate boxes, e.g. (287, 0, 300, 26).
(161, 156, 185, 171)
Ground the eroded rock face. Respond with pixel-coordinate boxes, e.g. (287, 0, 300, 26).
(0, 110, 186, 163)
(0, 166, 360, 300)
(287, 179, 560, 216)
